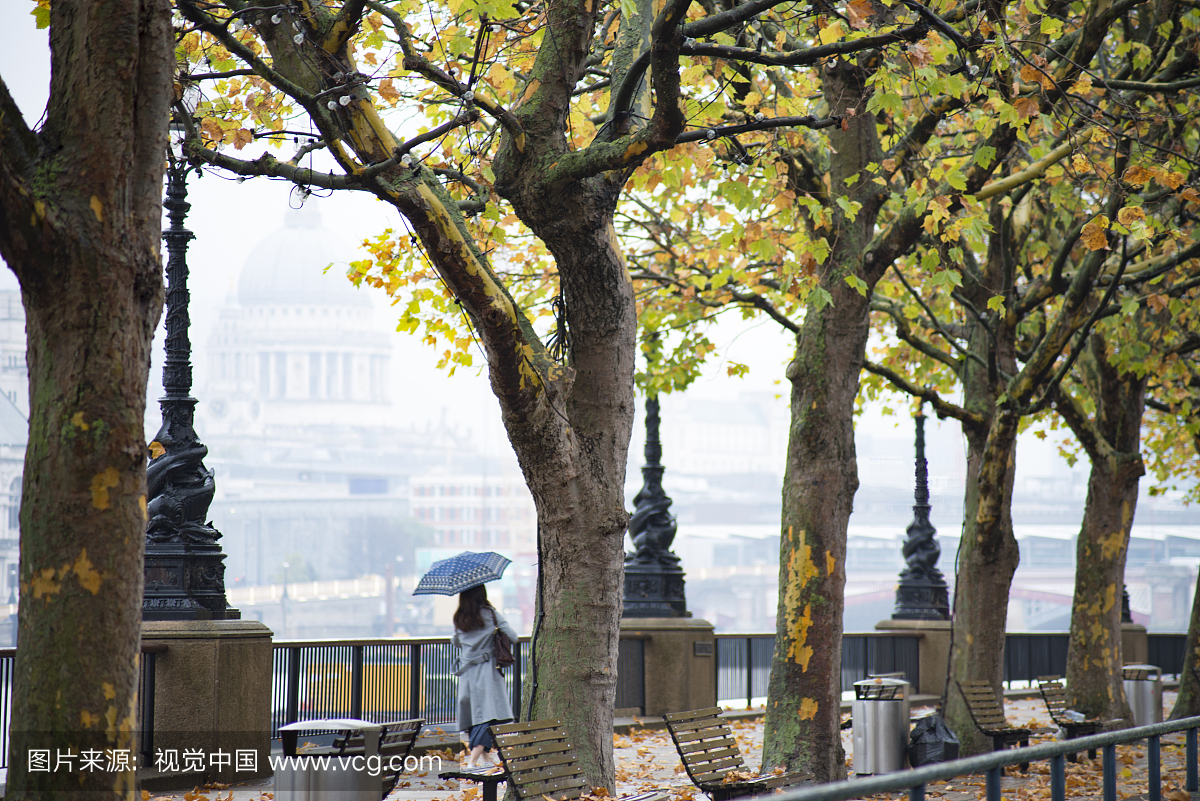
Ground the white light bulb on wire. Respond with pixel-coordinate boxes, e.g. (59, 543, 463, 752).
(327, 100, 338, 110)
(271, 13, 282, 23)
(293, 33, 304, 43)
(339, 95, 352, 106)
(706, 129, 717, 140)
(463, 90, 475, 102)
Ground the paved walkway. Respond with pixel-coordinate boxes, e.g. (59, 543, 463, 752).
(148, 694, 1189, 801)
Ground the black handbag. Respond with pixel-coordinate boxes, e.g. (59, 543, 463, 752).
(493, 626, 516, 669)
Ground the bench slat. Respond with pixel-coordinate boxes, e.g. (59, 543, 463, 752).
(500, 740, 575, 760)
(681, 749, 743, 768)
(664, 707, 723, 722)
(673, 726, 733, 743)
(678, 737, 738, 754)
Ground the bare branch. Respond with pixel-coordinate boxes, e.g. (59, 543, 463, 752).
(863, 360, 978, 424)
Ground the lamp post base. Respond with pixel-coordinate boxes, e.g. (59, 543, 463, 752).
(144, 546, 239, 621)
(891, 577, 950, 621)
(622, 563, 688, 618)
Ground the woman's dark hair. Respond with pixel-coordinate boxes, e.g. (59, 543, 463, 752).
(453, 584, 494, 632)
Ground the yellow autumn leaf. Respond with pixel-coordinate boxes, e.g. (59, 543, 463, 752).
(846, 0, 876, 29)
(1117, 206, 1146, 225)
(378, 78, 400, 105)
(1080, 220, 1109, 251)
(1123, 164, 1154, 186)
(231, 128, 253, 150)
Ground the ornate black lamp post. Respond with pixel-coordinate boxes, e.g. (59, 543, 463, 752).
(892, 410, 950, 620)
(142, 153, 237, 620)
(623, 395, 687, 618)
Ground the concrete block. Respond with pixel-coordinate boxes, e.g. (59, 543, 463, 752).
(141, 620, 274, 785)
(620, 618, 716, 717)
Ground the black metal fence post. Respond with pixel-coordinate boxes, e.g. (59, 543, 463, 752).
(409, 643, 422, 720)
(1050, 754, 1065, 801)
(1188, 727, 1198, 792)
(1149, 734, 1161, 801)
(140, 649, 158, 768)
(1103, 743, 1117, 801)
(285, 647, 300, 725)
(985, 765, 1001, 801)
(739, 633, 748, 705)
(350, 645, 363, 719)
(512, 640, 523, 720)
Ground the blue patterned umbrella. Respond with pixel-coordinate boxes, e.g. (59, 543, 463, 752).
(413, 551, 512, 596)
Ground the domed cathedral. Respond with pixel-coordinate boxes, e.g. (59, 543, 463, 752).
(201, 204, 392, 436)
(190, 203, 469, 635)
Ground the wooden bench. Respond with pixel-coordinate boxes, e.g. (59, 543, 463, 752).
(286, 717, 424, 799)
(664, 708, 806, 800)
(492, 719, 666, 801)
(1036, 676, 1101, 761)
(958, 681, 1049, 772)
(329, 718, 424, 798)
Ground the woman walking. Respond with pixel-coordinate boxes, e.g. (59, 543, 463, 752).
(453, 584, 518, 767)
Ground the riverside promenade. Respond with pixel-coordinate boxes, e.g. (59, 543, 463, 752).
(147, 694, 1190, 801)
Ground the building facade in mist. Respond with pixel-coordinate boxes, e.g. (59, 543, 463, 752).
(190, 204, 531, 636)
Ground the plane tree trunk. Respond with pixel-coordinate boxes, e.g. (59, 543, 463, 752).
(1056, 334, 1145, 724)
(0, 1, 172, 797)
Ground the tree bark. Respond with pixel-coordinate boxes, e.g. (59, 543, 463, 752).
(944, 411, 1020, 755)
(0, 0, 172, 797)
(943, 206, 1022, 757)
(1170, 573, 1200, 719)
(762, 57, 884, 783)
(1059, 336, 1145, 723)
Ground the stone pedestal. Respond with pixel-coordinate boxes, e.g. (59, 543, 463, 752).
(620, 618, 716, 716)
(875, 618, 950, 698)
(1122, 621, 1148, 666)
(141, 620, 273, 785)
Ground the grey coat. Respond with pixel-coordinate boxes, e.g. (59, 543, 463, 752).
(453, 607, 518, 732)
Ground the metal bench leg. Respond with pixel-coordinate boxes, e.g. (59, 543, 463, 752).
(1019, 738, 1030, 772)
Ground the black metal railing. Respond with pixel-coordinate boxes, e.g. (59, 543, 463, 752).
(716, 634, 774, 706)
(772, 715, 1200, 801)
(616, 637, 646, 712)
(1001, 632, 1190, 685)
(1003, 632, 1070, 685)
(271, 638, 512, 737)
(139, 643, 167, 768)
(1149, 632, 1188, 677)
(842, 633, 920, 690)
(715, 633, 921, 706)
(272, 635, 648, 736)
(0, 644, 163, 770)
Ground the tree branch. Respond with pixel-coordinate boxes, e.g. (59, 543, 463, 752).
(323, 0, 367, 54)
(862, 360, 978, 423)
(176, 0, 315, 104)
(401, 54, 527, 152)
(0, 74, 40, 188)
